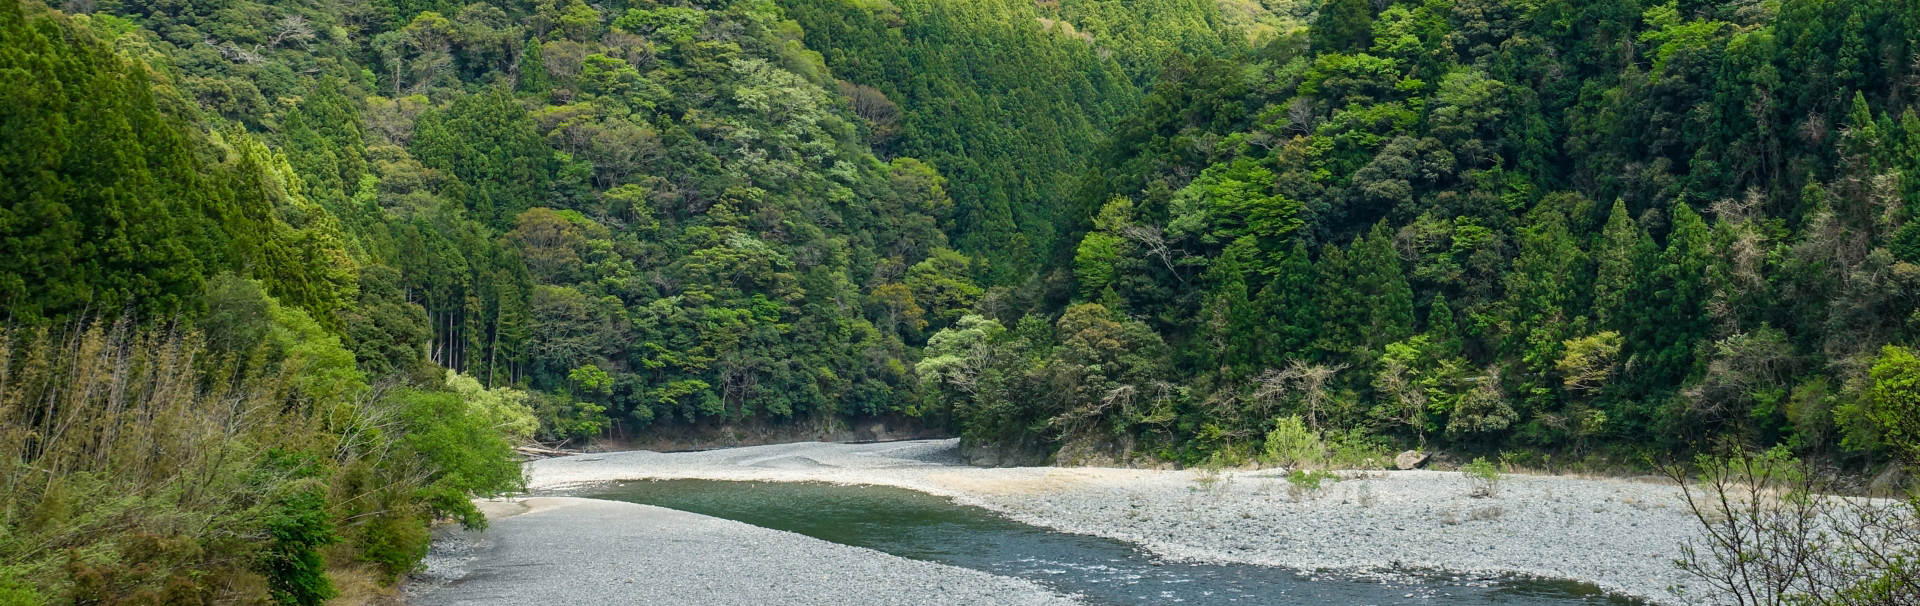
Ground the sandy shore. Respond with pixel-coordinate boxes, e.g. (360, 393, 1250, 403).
(528, 439, 1706, 604)
(405, 496, 1079, 605)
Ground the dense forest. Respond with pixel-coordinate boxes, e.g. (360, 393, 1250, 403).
(6, 0, 1920, 600)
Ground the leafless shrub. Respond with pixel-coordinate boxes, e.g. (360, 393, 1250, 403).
(1665, 452, 1920, 605)
(204, 37, 265, 64)
(1252, 360, 1346, 430)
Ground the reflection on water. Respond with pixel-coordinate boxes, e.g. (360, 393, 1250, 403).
(577, 479, 1641, 605)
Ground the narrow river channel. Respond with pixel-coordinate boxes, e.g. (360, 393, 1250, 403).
(576, 479, 1643, 605)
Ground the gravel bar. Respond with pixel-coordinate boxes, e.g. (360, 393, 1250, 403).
(524, 439, 1707, 604)
(406, 496, 1079, 605)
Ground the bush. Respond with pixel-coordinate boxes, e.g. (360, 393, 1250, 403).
(1868, 346, 1920, 463)
(1285, 469, 1339, 501)
(391, 389, 527, 529)
(1462, 457, 1504, 498)
(0, 315, 526, 600)
(1263, 415, 1324, 467)
(262, 488, 339, 606)
(1191, 456, 1232, 493)
(1326, 429, 1395, 469)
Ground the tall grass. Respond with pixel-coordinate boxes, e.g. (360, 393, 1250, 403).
(0, 316, 521, 603)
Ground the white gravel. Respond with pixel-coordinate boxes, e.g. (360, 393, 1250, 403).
(409, 497, 1079, 605)
(530, 439, 1707, 604)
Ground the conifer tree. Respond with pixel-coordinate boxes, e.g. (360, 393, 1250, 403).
(1591, 200, 1642, 330)
(1312, 243, 1357, 361)
(1198, 236, 1260, 374)
(1311, 0, 1374, 55)
(409, 88, 554, 229)
(1351, 222, 1415, 354)
(1637, 202, 1714, 387)
(1254, 239, 1317, 365)
(517, 38, 551, 96)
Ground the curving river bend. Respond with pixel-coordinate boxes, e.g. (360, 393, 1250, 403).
(575, 478, 1643, 605)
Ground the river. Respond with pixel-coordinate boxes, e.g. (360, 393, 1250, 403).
(577, 478, 1642, 605)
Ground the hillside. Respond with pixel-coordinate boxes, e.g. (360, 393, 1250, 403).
(6, 0, 1920, 600)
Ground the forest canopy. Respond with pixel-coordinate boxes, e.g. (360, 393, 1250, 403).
(6, 0, 1920, 598)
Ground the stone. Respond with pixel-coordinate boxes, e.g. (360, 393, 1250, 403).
(1395, 450, 1428, 470)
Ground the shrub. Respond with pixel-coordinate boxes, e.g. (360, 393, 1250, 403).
(1263, 415, 1324, 467)
(1191, 457, 1232, 493)
(0, 315, 525, 600)
(1462, 457, 1504, 498)
(1285, 469, 1339, 501)
(1868, 346, 1920, 463)
(1667, 450, 1920, 604)
(263, 488, 339, 606)
(1468, 505, 1503, 521)
(1325, 429, 1395, 469)
(392, 389, 528, 529)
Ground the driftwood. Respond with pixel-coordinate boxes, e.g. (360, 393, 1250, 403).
(515, 444, 579, 459)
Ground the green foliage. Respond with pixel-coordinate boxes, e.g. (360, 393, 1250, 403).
(11, 0, 1920, 539)
(778, 0, 1146, 279)
(392, 388, 526, 529)
(1285, 469, 1338, 492)
(1461, 457, 1503, 498)
(262, 486, 338, 606)
(1310, 0, 1373, 55)
(1867, 346, 1920, 463)
(1263, 415, 1323, 467)
(410, 88, 555, 229)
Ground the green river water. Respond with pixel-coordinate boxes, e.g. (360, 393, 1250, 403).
(578, 479, 1645, 605)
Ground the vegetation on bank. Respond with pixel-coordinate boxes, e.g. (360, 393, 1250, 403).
(0, 306, 526, 602)
(6, 0, 1920, 600)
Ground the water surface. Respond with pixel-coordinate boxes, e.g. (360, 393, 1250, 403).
(578, 479, 1641, 605)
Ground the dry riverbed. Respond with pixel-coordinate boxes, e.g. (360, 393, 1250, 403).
(405, 495, 1078, 606)
(527, 439, 1706, 604)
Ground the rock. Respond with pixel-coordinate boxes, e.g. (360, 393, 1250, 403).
(1869, 464, 1909, 496)
(1395, 450, 1428, 470)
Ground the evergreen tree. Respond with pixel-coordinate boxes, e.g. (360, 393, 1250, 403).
(1591, 200, 1641, 330)
(1350, 222, 1416, 355)
(1505, 206, 1588, 401)
(1197, 236, 1260, 374)
(1312, 243, 1358, 361)
(1635, 202, 1714, 388)
(517, 37, 550, 96)
(1311, 0, 1374, 55)
(410, 88, 554, 229)
(1254, 239, 1317, 365)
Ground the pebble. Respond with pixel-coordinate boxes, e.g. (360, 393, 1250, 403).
(524, 439, 1705, 605)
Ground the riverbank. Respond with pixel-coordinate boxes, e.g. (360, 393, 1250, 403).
(405, 496, 1079, 605)
(529, 439, 1704, 604)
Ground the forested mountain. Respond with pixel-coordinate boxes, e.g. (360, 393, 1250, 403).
(6, 0, 1920, 599)
(1008, 0, 1920, 467)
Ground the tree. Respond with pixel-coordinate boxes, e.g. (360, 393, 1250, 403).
(905, 249, 983, 328)
(1310, 0, 1374, 55)
(1253, 240, 1317, 363)
(410, 88, 555, 229)
(1505, 205, 1588, 401)
(1197, 237, 1262, 373)
(1635, 202, 1714, 388)
(1591, 200, 1642, 330)
(1867, 345, 1920, 463)
(1349, 222, 1416, 355)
